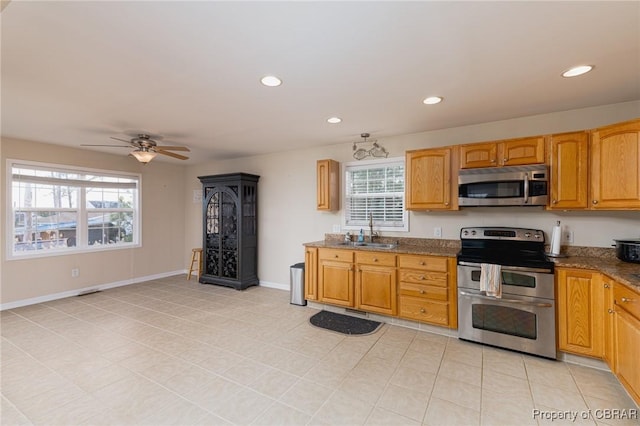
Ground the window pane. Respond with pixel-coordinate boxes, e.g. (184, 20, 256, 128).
(87, 212, 135, 245)
(13, 211, 78, 251)
(12, 181, 78, 209)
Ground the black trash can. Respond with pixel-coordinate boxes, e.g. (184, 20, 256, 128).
(290, 262, 306, 306)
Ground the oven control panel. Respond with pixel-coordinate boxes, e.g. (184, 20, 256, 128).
(460, 227, 545, 242)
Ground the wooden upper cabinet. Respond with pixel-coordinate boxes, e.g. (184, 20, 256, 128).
(459, 136, 545, 169)
(548, 131, 589, 209)
(317, 159, 340, 211)
(459, 142, 498, 168)
(405, 146, 458, 210)
(590, 119, 640, 209)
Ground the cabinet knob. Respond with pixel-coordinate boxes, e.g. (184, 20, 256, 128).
(621, 297, 633, 303)
(335, 254, 339, 258)
(420, 275, 425, 280)
(420, 308, 426, 313)
(419, 289, 426, 294)
(503, 158, 508, 163)
(604, 283, 610, 288)
(552, 199, 558, 204)
(373, 258, 378, 262)
(420, 261, 426, 265)
(490, 159, 496, 163)
(592, 200, 598, 205)
(608, 309, 614, 314)
(445, 202, 450, 206)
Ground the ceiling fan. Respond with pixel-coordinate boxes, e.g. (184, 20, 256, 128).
(81, 134, 190, 164)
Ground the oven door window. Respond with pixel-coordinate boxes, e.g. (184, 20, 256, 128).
(472, 303, 537, 339)
(459, 180, 522, 199)
(471, 270, 536, 288)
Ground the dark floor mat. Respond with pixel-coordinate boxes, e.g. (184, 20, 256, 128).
(309, 310, 382, 335)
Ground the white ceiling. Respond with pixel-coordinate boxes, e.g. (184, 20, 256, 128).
(2, 1, 639, 164)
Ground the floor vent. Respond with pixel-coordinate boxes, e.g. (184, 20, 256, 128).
(345, 308, 369, 317)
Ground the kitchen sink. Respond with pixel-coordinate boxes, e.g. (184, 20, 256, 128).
(337, 242, 398, 249)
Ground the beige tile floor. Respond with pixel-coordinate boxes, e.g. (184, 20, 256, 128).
(1, 275, 638, 426)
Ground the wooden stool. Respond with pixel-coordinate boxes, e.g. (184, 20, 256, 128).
(187, 248, 203, 280)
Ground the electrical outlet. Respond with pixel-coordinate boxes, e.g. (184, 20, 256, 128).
(71, 268, 79, 278)
(434, 227, 442, 238)
(563, 231, 574, 244)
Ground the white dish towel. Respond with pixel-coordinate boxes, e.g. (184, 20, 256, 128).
(480, 263, 502, 298)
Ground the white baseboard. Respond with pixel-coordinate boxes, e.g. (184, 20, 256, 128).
(258, 280, 289, 291)
(0, 270, 185, 311)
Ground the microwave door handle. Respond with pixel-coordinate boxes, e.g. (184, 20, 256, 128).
(523, 173, 529, 204)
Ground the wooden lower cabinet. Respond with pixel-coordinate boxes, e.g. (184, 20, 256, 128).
(355, 251, 397, 316)
(613, 283, 640, 405)
(398, 254, 457, 328)
(556, 268, 604, 358)
(304, 247, 318, 301)
(318, 249, 354, 307)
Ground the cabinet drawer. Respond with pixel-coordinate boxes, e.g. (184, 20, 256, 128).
(399, 282, 448, 301)
(615, 284, 640, 321)
(319, 249, 353, 262)
(355, 251, 396, 267)
(398, 255, 448, 272)
(399, 270, 447, 287)
(399, 296, 449, 326)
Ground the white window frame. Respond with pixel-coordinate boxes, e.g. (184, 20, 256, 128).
(6, 159, 141, 260)
(343, 157, 408, 232)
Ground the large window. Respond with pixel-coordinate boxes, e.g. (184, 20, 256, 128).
(7, 160, 140, 259)
(344, 158, 407, 231)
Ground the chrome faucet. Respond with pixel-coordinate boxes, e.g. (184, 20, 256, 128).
(368, 212, 375, 243)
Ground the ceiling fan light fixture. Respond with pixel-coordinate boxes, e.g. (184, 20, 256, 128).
(130, 149, 157, 164)
(562, 65, 594, 78)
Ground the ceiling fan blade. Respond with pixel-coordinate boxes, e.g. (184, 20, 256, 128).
(155, 146, 190, 152)
(156, 150, 189, 160)
(110, 137, 133, 144)
(80, 144, 131, 147)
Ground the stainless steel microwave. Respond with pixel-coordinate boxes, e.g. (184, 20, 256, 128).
(458, 164, 548, 207)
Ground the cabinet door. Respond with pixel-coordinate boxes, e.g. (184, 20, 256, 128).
(318, 260, 354, 307)
(356, 264, 397, 315)
(602, 277, 615, 370)
(590, 119, 640, 209)
(317, 159, 340, 211)
(501, 136, 545, 166)
(405, 147, 456, 210)
(549, 132, 589, 209)
(557, 269, 604, 358)
(304, 247, 318, 301)
(459, 142, 498, 168)
(614, 308, 640, 404)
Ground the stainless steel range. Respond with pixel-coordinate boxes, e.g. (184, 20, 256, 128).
(457, 227, 557, 359)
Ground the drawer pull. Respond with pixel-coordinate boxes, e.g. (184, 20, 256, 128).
(420, 261, 426, 265)
(373, 258, 378, 262)
(419, 289, 425, 294)
(419, 308, 426, 313)
(334, 254, 339, 258)
(621, 297, 634, 303)
(420, 275, 425, 280)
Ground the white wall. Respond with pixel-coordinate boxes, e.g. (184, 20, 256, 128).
(184, 101, 640, 289)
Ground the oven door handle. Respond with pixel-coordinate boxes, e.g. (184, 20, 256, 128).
(457, 261, 553, 274)
(523, 173, 529, 204)
(459, 291, 553, 308)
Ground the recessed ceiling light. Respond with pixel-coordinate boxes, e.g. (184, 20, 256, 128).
(562, 65, 594, 78)
(327, 117, 342, 124)
(423, 96, 443, 105)
(260, 75, 282, 87)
